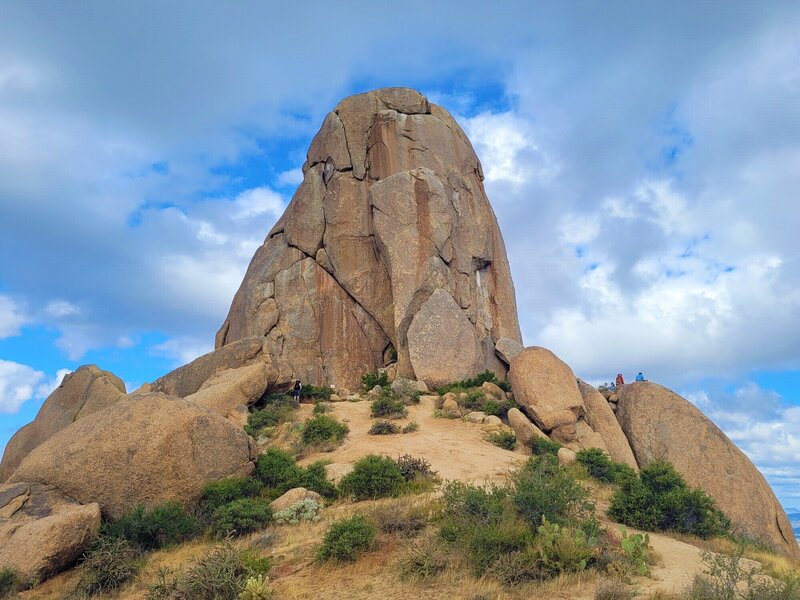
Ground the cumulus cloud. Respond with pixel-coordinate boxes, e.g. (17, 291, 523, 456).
(0, 295, 27, 338)
(152, 336, 213, 366)
(0, 360, 69, 414)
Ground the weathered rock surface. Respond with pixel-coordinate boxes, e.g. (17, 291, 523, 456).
(185, 362, 270, 418)
(507, 407, 548, 447)
(577, 380, 638, 470)
(616, 382, 799, 559)
(0, 365, 126, 482)
(495, 337, 524, 364)
(10, 393, 255, 519)
(269, 487, 323, 513)
(0, 483, 100, 581)
(215, 87, 522, 390)
(507, 347, 585, 431)
(150, 337, 266, 398)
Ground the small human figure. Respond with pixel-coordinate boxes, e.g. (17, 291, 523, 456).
(615, 373, 625, 387)
(635, 372, 646, 382)
(292, 379, 302, 402)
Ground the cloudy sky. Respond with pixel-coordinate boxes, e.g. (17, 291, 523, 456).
(1, 1, 798, 508)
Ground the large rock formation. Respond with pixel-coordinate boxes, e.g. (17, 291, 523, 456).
(0, 483, 100, 581)
(616, 382, 799, 558)
(9, 393, 255, 519)
(215, 87, 522, 390)
(577, 380, 638, 470)
(0, 365, 126, 482)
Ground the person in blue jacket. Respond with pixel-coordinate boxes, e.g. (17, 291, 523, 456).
(635, 372, 646, 382)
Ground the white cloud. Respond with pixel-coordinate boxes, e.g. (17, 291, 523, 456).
(0, 360, 68, 414)
(44, 300, 80, 318)
(231, 186, 286, 222)
(277, 168, 303, 187)
(34, 368, 71, 401)
(0, 295, 27, 338)
(152, 336, 213, 366)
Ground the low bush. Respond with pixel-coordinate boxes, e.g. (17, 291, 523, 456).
(210, 498, 272, 537)
(0, 570, 16, 598)
(301, 414, 349, 449)
(369, 419, 400, 435)
(398, 538, 448, 580)
(441, 480, 508, 528)
(317, 515, 376, 562)
(245, 403, 296, 437)
(147, 542, 270, 600)
(362, 370, 389, 391)
(512, 455, 594, 529)
(339, 455, 405, 500)
(608, 460, 730, 538)
(103, 501, 200, 551)
(370, 390, 408, 419)
(530, 436, 561, 456)
(395, 454, 436, 482)
(200, 477, 262, 512)
(487, 430, 516, 450)
(535, 518, 596, 576)
(302, 384, 333, 401)
(371, 499, 429, 537)
(486, 547, 542, 585)
(78, 535, 139, 595)
(577, 448, 636, 485)
(437, 370, 511, 395)
(402, 421, 419, 433)
(618, 526, 652, 577)
(273, 497, 320, 525)
(468, 519, 532, 576)
(312, 401, 331, 415)
(594, 578, 634, 600)
(254, 448, 336, 499)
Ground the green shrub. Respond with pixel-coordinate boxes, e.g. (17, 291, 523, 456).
(618, 526, 651, 577)
(369, 419, 400, 435)
(302, 384, 333, 401)
(395, 454, 436, 482)
(370, 391, 408, 419)
(317, 515, 376, 562)
(398, 538, 448, 580)
(301, 414, 349, 448)
(608, 460, 730, 538)
(103, 501, 200, 551)
(339, 455, 405, 500)
(245, 403, 296, 437)
(530, 436, 561, 456)
(436, 370, 510, 395)
(273, 497, 320, 525)
(0, 569, 17, 598)
(78, 535, 139, 594)
(312, 401, 331, 415)
(201, 477, 262, 512)
(576, 448, 636, 485)
(210, 498, 272, 537)
(594, 578, 634, 600)
(486, 547, 542, 585)
(147, 542, 270, 600)
(371, 500, 429, 537)
(468, 519, 532, 576)
(462, 390, 487, 410)
(254, 449, 336, 499)
(362, 370, 389, 391)
(534, 518, 596, 576)
(441, 481, 508, 527)
(487, 430, 516, 450)
(511, 455, 593, 529)
(402, 421, 419, 433)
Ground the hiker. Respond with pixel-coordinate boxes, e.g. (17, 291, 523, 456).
(636, 372, 646, 382)
(292, 379, 302, 401)
(615, 373, 625, 387)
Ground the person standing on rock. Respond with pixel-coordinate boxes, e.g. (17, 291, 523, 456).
(616, 373, 625, 387)
(636, 372, 646, 382)
(292, 379, 302, 402)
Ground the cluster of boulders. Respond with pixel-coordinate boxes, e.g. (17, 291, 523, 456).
(1, 87, 797, 583)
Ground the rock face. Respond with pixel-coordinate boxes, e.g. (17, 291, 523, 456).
(215, 87, 522, 390)
(10, 393, 255, 519)
(577, 380, 638, 470)
(508, 347, 585, 430)
(185, 362, 270, 419)
(616, 382, 799, 559)
(0, 483, 100, 581)
(0, 365, 126, 482)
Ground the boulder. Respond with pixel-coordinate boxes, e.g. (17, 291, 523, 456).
(185, 362, 270, 418)
(507, 347, 585, 431)
(215, 88, 522, 390)
(507, 408, 548, 446)
(407, 289, 483, 388)
(495, 337, 524, 364)
(480, 381, 505, 400)
(0, 483, 100, 582)
(577, 380, 638, 470)
(442, 397, 461, 417)
(10, 393, 255, 519)
(0, 365, 126, 482)
(465, 411, 486, 424)
(616, 382, 799, 559)
(557, 447, 577, 466)
(150, 337, 266, 397)
(269, 487, 323, 513)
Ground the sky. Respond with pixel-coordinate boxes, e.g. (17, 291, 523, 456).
(0, 1, 799, 509)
